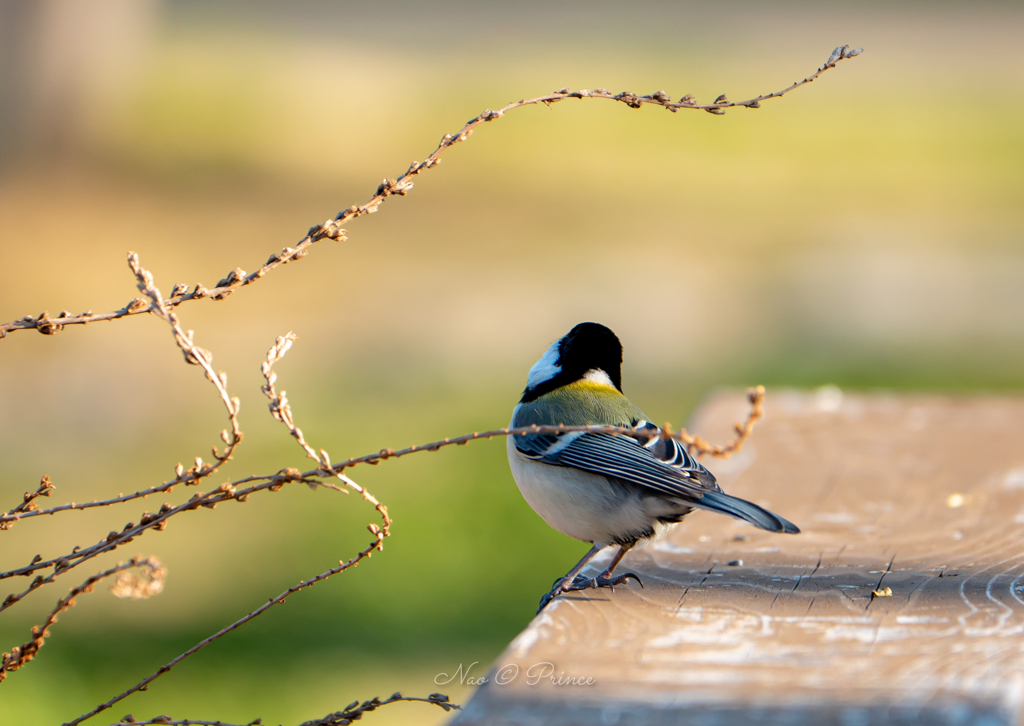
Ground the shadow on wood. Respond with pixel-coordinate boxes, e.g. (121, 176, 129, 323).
(453, 391, 1024, 726)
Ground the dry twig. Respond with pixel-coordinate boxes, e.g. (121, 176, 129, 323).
(64, 535, 387, 726)
(0, 557, 163, 683)
(62, 333, 392, 726)
(0, 46, 861, 340)
(296, 692, 459, 726)
(668, 385, 765, 459)
(128, 253, 243, 463)
(104, 692, 458, 726)
(0, 382, 763, 606)
(0, 466, 322, 596)
(331, 386, 767, 472)
(0, 255, 245, 612)
(1, 475, 55, 530)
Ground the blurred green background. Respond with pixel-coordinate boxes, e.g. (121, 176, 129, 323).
(1, 1, 1022, 724)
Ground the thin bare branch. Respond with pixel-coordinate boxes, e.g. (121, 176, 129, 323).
(1, 557, 163, 683)
(673, 385, 765, 458)
(1, 476, 56, 531)
(0, 383, 764, 600)
(0, 471, 225, 527)
(260, 332, 371, 496)
(64, 535, 385, 726)
(0, 467, 338, 606)
(0, 46, 861, 340)
(128, 254, 243, 461)
(257, 330, 390, 555)
(0, 254, 249, 532)
(332, 386, 768, 472)
(294, 693, 459, 726)
(0, 255, 245, 609)
(64, 337, 393, 726)
(104, 693, 458, 726)
(261, 333, 332, 471)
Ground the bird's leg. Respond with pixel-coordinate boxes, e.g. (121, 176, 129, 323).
(600, 542, 634, 578)
(564, 541, 643, 593)
(537, 543, 603, 613)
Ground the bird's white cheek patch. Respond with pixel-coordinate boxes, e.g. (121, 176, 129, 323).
(527, 342, 561, 388)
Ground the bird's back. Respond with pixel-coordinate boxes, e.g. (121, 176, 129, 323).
(512, 380, 646, 428)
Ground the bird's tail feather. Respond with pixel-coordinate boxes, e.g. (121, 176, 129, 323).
(696, 490, 800, 534)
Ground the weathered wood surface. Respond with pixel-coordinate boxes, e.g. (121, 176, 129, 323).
(453, 391, 1024, 725)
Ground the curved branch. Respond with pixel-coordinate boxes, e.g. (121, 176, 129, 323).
(63, 336, 394, 726)
(63, 527, 387, 726)
(128, 254, 243, 462)
(103, 693, 458, 726)
(0, 557, 163, 683)
(0, 469, 334, 590)
(0, 476, 55, 531)
(0, 46, 861, 340)
(332, 385, 768, 471)
(1, 384, 765, 594)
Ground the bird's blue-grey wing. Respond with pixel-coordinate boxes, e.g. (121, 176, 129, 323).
(551, 431, 715, 498)
(514, 425, 799, 534)
(634, 421, 699, 469)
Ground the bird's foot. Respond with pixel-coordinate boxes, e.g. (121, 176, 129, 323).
(536, 572, 643, 613)
(564, 572, 644, 592)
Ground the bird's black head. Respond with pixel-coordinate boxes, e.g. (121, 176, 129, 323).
(520, 322, 623, 403)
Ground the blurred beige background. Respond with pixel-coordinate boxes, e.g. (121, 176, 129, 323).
(1, 1, 1022, 724)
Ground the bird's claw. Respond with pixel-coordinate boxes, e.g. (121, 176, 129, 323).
(565, 572, 644, 592)
(537, 572, 643, 614)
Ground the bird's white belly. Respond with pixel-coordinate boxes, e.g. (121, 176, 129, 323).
(506, 436, 657, 546)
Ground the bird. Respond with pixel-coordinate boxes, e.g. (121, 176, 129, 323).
(507, 322, 800, 612)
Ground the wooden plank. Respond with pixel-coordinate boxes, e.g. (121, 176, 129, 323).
(452, 391, 1024, 725)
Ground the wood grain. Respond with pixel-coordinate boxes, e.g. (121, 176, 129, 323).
(453, 391, 1024, 725)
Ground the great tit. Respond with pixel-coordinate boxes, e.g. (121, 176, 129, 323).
(508, 322, 799, 612)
